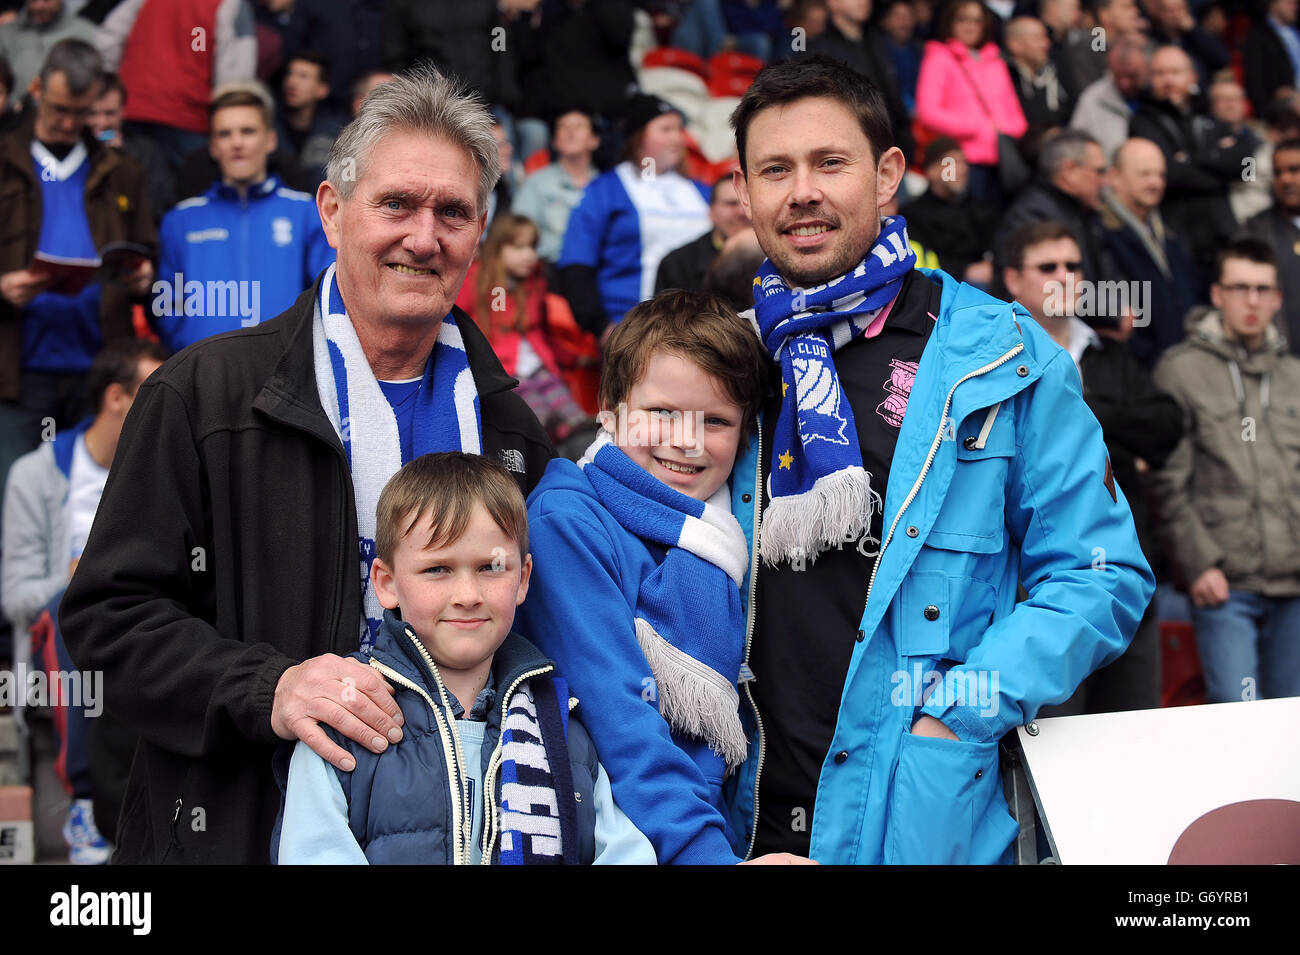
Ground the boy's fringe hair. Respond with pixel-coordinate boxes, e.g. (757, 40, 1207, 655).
(599, 289, 770, 444)
(375, 452, 528, 566)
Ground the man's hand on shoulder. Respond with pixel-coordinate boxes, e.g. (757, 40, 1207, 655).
(272, 654, 405, 771)
(910, 714, 960, 741)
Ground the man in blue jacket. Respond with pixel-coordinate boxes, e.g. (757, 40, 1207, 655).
(152, 85, 334, 351)
(724, 55, 1154, 864)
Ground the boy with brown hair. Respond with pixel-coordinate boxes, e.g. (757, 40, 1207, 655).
(518, 290, 808, 865)
(275, 451, 652, 864)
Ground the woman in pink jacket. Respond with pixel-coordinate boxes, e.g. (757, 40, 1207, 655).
(915, 0, 1028, 204)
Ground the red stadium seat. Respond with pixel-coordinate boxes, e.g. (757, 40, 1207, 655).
(522, 146, 551, 175)
(642, 47, 709, 79)
(707, 51, 765, 97)
(1160, 620, 1205, 708)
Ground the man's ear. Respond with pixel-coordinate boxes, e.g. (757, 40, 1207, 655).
(515, 553, 533, 606)
(317, 179, 342, 250)
(732, 166, 751, 219)
(102, 381, 129, 417)
(1003, 267, 1023, 300)
(1209, 282, 1223, 312)
(371, 557, 400, 610)
(266, 127, 278, 156)
(27, 76, 41, 104)
(875, 145, 907, 211)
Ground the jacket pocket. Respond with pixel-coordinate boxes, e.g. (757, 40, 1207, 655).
(884, 730, 1004, 864)
(926, 413, 1014, 553)
(896, 572, 950, 657)
(1201, 494, 1261, 578)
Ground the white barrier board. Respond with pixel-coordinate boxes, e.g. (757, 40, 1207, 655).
(1016, 696, 1300, 864)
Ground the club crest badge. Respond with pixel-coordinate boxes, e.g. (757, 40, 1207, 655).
(876, 358, 918, 428)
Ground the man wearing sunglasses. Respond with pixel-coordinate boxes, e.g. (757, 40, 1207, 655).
(1003, 220, 1183, 714)
(1152, 237, 1300, 704)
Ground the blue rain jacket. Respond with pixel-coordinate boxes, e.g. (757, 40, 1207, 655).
(726, 268, 1155, 864)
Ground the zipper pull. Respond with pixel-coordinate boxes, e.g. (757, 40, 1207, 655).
(738, 664, 756, 684)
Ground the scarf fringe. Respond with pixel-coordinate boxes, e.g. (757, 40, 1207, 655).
(635, 618, 748, 771)
(760, 466, 882, 567)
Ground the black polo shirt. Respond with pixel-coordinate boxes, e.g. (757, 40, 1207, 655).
(749, 268, 940, 858)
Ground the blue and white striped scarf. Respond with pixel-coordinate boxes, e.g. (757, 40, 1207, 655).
(497, 678, 578, 865)
(750, 216, 916, 566)
(312, 264, 482, 651)
(578, 430, 749, 769)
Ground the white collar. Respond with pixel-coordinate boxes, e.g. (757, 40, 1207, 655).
(30, 139, 88, 182)
(1066, 316, 1101, 368)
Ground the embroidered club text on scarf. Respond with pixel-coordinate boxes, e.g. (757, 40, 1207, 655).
(751, 215, 916, 565)
(312, 263, 482, 651)
(577, 430, 749, 769)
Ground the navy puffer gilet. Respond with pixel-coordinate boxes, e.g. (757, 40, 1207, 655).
(321, 610, 597, 864)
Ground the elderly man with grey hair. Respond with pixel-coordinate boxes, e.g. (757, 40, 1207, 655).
(60, 66, 554, 864)
(993, 128, 1113, 291)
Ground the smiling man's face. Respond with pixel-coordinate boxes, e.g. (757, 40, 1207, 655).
(317, 129, 486, 329)
(735, 95, 901, 287)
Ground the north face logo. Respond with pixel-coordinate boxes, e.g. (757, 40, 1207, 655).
(499, 448, 525, 474)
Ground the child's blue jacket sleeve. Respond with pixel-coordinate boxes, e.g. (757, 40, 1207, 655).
(278, 741, 368, 865)
(521, 494, 744, 865)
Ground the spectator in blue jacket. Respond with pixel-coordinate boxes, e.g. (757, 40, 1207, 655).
(724, 55, 1153, 864)
(153, 85, 334, 351)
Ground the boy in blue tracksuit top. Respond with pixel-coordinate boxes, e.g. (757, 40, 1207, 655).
(152, 88, 334, 351)
(519, 291, 811, 865)
(275, 452, 652, 864)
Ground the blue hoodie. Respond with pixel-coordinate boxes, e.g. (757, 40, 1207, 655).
(519, 458, 744, 865)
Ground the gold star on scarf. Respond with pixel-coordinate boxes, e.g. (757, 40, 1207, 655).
(778, 450, 793, 470)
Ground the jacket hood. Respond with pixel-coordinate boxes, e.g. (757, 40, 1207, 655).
(1182, 306, 1288, 366)
(370, 607, 555, 705)
(52, 417, 93, 479)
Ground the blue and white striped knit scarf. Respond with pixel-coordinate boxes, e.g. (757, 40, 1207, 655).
(750, 215, 916, 565)
(498, 679, 579, 865)
(577, 430, 750, 769)
(312, 263, 482, 651)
